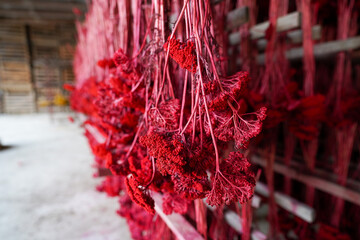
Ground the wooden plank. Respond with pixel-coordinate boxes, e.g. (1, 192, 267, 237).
(226, 7, 249, 30)
(61, 67, 74, 82)
(224, 210, 267, 240)
(1, 61, 30, 71)
(0, 9, 76, 20)
(3, 91, 36, 113)
(59, 45, 74, 60)
(84, 124, 106, 144)
(205, 201, 266, 239)
(0, 0, 86, 12)
(152, 192, 204, 240)
(255, 182, 316, 223)
(0, 82, 33, 92)
(256, 36, 360, 63)
(256, 25, 322, 50)
(287, 25, 321, 44)
(229, 12, 302, 45)
(251, 155, 360, 206)
(0, 72, 31, 82)
(250, 12, 301, 39)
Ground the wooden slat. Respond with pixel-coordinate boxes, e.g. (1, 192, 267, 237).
(59, 45, 74, 60)
(224, 210, 267, 240)
(61, 67, 75, 82)
(229, 11, 301, 45)
(0, 9, 77, 20)
(256, 36, 360, 63)
(3, 91, 35, 113)
(250, 12, 301, 39)
(0, 0, 86, 12)
(256, 25, 322, 50)
(84, 124, 107, 144)
(252, 155, 360, 206)
(205, 201, 267, 239)
(255, 182, 316, 223)
(152, 192, 204, 240)
(0, 82, 33, 92)
(226, 7, 249, 30)
(287, 25, 322, 44)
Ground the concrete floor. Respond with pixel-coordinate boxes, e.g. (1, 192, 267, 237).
(0, 113, 131, 240)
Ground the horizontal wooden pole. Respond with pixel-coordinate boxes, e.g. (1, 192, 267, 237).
(251, 154, 360, 206)
(226, 7, 249, 31)
(152, 192, 204, 240)
(205, 201, 267, 240)
(84, 124, 106, 144)
(0, 9, 77, 20)
(224, 210, 267, 240)
(255, 182, 316, 223)
(251, 12, 301, 39)
(0, 0, 86, 12)
(256, 25, 322, 50)
(257, 36, 360, 63)
(287, 25, 322, 44)
(229, 11, 301, 45)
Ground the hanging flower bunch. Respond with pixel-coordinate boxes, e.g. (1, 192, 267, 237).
(71, 1, 266, 214)
(68, 0, 267, 238)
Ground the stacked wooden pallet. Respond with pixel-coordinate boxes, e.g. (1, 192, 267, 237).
(30, 23, 75, 111)
(0, 22, 36, 113)
(3, 91, 36, 114)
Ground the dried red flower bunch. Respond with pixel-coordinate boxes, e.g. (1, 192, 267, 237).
(206, 152, 256, 206)
(125, 175, 155, 214)
(164, 37, 198, 73)
(69, 1, 267, 237)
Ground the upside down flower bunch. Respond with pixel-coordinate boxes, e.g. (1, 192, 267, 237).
(69, 0, 266, 237)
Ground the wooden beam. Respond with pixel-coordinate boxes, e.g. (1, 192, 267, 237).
(226, 7, 249, 31)
(256, 25, 322, 50)
(251, 12, 301, 39)
(256, 36, 360, 63)
(255, 182, 316, 223)
(0, 0, 86, 12)
(251, 155, 360, 206)
(84, 124, 106, 144)
(152, 192, 204, 240)
(224, 210, 267, 240)
(229, 12, 302, 45)
(0, 9, 76, 20)
(0, 18, 74, 25)
(287, 25, 321, 44)
(205, 201, 267, 240)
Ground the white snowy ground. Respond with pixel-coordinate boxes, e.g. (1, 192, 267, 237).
(0, 113, 131, 240)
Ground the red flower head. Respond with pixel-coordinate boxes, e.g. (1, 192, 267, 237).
(125, 175, 155, 214)
(214, 107, 267, 149)
(206, 152, 256, 206)
(97, 58, 116, 69)
(172, 174, 211, 200)
(140, 132, 186, 176)
(163, 37, 197, 73)
(63, 83, 75, 92)
(148, 99, 180, 130)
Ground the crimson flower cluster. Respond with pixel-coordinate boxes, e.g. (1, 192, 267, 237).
(164, 37, 198, 73)
(70, 12, 267, 224)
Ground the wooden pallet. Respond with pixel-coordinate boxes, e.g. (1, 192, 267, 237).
(61, 67, 74, 83)
(0, 61, 31, 82)
(3, 91, 36, 113)
(33, 66, 60, 88)
(0, 82, 33, 92)
(0, 22, 26, 43)
(59, 45, 74, 60)
(59, 23, 76, 43)
(0, 42, 29, 61)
